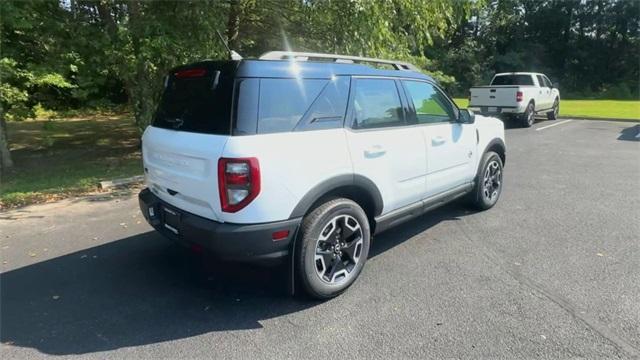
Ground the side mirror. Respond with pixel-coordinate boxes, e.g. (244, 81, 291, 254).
(552, 82, 560, 89)
(458, 109, 475, 124)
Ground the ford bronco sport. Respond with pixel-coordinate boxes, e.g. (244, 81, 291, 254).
(139, 51, 506, 299)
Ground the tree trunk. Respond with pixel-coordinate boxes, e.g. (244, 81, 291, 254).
(0, 113, 14, 181)
(127, 0, 154, 131)
(226, 0, 241, 50)
(96, 0, 118, 37)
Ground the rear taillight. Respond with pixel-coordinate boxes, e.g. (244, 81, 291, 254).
(516, 91, 524, 102)
(218, 158, 260, 213)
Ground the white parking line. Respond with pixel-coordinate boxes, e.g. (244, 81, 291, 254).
(536, 119, 573, 131)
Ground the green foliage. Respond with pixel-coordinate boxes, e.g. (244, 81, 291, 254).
(1, 0, 638, 127)
(426, 0, 640, 98)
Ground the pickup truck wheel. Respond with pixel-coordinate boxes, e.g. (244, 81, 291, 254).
(521, 102, 535, 128)
(547, 99, 559, 120)
(295, 198, 370, 299)
(469, 151, 503, 210)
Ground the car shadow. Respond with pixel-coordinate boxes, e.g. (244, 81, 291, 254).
(617, 124, 639, 141)
(0, 203, 472, 355)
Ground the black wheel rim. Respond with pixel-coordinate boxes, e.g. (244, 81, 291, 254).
(314, 215, 363, 284)
(482, 160, 502, 202)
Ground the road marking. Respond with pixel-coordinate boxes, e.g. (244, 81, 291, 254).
(536, 119, 573, 131)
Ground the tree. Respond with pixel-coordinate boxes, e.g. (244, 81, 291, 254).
(0, 1, 77, 177)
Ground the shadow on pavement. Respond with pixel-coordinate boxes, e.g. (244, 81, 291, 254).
(0, 203, 471, 355)
(617, 124, 639, 141)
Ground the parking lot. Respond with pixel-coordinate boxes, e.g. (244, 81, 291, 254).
(1, 119, 639, 359)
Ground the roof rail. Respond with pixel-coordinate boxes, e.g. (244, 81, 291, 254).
(259, 51, 420, 72)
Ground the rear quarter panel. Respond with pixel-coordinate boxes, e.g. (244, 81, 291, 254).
(220, 129, 353, 224)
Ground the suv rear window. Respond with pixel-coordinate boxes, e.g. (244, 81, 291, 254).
(153, 62, 237, 135)
(491, 75, 534, 86)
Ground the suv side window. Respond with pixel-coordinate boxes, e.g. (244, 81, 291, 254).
(295, 76, 350, 131)
(403, 80, 456, 124)
(258, 78, 326, 134)
(234, 78, 327, 135)
(352, 78, 404, 129)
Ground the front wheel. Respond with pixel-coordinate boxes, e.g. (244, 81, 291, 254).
(469, 151, 504, 210)
(296, 198, 370, 299)
(547, 98, 559, 120)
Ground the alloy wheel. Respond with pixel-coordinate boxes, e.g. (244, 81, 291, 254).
(314, 215, 364, 284)
(482, 160, 502, 202)
(527, 104, 535, 126)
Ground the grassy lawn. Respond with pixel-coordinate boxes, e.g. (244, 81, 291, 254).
(453, 99, 640, 120)
(1, 113, 142, 209)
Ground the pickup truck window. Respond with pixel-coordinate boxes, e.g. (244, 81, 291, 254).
(536, 75, 546, 87)
(403, 81, 456, 124)
(491, 75, 534, 86)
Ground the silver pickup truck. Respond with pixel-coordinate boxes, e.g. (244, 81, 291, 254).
(469, 72, 560, 128)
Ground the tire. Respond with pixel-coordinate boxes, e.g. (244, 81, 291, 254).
(547, 98, 559, 120)
(468, 151, 504, 210)
(521, 102, 535, 128)
(295, 198, 371, 299)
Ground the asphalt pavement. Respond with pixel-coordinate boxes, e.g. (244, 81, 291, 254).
(1, 119, 639, 359)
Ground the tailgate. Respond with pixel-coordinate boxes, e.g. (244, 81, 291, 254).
(142, 126, 228, 221)
(470, 86, 518, 107)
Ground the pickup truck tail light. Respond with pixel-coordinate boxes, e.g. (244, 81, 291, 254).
(516, 91, 524, 102)
(218, 157, 260, 213)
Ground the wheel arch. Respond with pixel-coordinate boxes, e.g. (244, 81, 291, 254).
(289, 174, 384, 225)
(482, 138, 506, 168)
(287, 174, 383, 296)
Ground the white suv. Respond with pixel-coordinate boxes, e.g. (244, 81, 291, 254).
(139, 52, 506, 299)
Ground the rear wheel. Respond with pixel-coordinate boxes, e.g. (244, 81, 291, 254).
(296, 198, 370, 299)
(469, 151, 503, 210)
(521, 102, 535, 128)
(547, 98, 559, 120)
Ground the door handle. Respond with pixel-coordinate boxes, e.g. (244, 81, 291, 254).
(364, 145, 386, 158)
(431, 136, 446, 146)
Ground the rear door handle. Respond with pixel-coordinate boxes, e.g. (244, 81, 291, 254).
(364, 145, 386, 158)
(432, 136, 446, 146)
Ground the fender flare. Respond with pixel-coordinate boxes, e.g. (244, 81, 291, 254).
(477, 138, 506, 175)
(288, 174, 384, 219)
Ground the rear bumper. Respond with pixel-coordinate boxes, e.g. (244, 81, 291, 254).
(138, 188, 300, 263)
(469, 105, 523, 117)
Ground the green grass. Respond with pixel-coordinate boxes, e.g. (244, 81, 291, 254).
(453, 99, 640, 120)
(1, 113, 143, 209)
